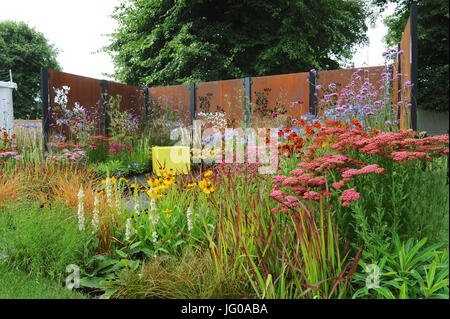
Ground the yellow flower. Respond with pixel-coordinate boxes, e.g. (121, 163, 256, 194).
(130, 183, 142, 189)
(157, 167, 167, 173)
(162, 208, 172, 218)
(163, 179, 173, 187)
(147, 189, 163, 200)
(120, 177, 129, 183)
(147, 178, 161, 188)
(203, 184, 214, 195)
(204, 170, 212, 177)
(198, 179, 208, 189)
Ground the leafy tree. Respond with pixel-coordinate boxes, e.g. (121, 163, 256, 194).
(374, 0, 449, 111)
(0, 21, 61, 119)
(104, 0, 370, 87)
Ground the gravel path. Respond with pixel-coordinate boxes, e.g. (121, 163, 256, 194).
(122, 172, 153, 212)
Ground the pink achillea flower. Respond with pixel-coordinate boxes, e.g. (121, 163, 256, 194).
(341, 168, 361, 178)
(342, 164, 384, 178)
(285, 195, 299, 203)
(289, 168, 305, 175)
(339, 188, 360, 206)
(332, 182, 344, 189)
(297, 161, 319, 171)
(282, 176, 300, 185)
(297, 173, 315, 183)
(307, 176, 326, 187)
(360, 164, 384, 174)
(303, 191, 320, 201)
(291, 185, 307, 194)
(271, 208, 280, 213)
(270, 190, 284, 200)
(273, 174, 287, 183)
(390, 151, 427, 163)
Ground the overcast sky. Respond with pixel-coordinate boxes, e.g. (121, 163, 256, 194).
(1, 0, 396, 82)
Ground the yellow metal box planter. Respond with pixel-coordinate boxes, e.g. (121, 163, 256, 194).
(152, 146, 190, 176)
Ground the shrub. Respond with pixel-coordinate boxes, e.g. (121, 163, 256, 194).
(352, 233, 449, 299)
(0, 202, 97, 281)
(112, 250, 253, 299)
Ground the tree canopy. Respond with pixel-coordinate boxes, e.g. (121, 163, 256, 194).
(374, 0, 449, 112)
(104, 0, 370, 87)
(0, 20, 60, 119)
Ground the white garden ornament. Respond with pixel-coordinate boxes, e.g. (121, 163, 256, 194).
(0, 71, 17, 136)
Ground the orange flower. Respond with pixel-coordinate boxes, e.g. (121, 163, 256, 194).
(351, 119, 360, 126)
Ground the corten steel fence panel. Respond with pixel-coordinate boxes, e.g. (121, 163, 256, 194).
(393, 5, 417, 132)
(107, 81, 145, 128)
(195, 78, 245, 129)
(48, 70, 104, 139)
(316, 66, 385, 118)
(250, 72, 310, 127)
(148, 84, 191, 126)
(399, 16, 412, 130)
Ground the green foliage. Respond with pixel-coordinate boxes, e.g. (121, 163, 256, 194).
(0, 263, 88, 299)
(0, 20, 60, 119)
(104, 0, 369, 86)
(377, 0, 449, 111)
(79, 245, 145, 299)
(112, 251, 253, 299)
(352, 234, 449, 299)
(93, 160, 128, 178)
(0, 202, 97, 282)
(339, 156, 449, 259)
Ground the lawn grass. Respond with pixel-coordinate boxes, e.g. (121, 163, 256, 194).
(0, 263, 88, 299)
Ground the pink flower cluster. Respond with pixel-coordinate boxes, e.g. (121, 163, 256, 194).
(325, 129, 448, 164)
(339, 188, 360, 207)
(269, 124, 448, 212)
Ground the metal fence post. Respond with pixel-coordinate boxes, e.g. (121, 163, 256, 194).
(100, 80, 109, 135)
(308, 71, 318, 116)
(410, 2, 418, 132)
(40, 67, 50, 153)
(143, 85, 149, 131)
(397, 42, 402, 127)
(244, 77, 252, 127)
(190, 83, 196, 126)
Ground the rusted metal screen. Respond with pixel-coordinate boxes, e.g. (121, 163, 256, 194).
(48, 70, 104, 138)
(148, 84, 191, 125)
(316, 66, 385, 117)
(195, 78, 244, 128)
(251, 72, 310, 127)
(399, 17, 412, 130)
(48, 70, 150, 140)
(107, 82, 145, 116)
